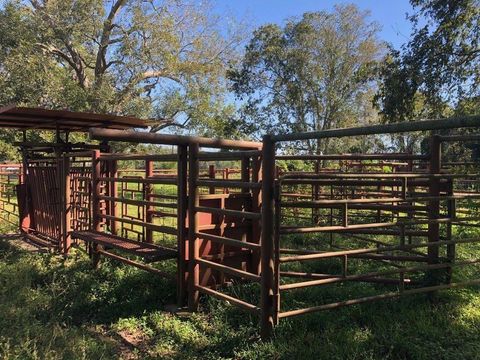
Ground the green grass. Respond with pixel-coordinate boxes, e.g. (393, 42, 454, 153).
(1, 221, 480, 359)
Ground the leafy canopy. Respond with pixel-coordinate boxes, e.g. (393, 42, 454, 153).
(376, 0, 480, 122)
(0, 0, 245, 135)
(228, 5, 384, 153)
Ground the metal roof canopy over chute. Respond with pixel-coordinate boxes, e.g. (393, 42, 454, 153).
(0, 104, 151, 131)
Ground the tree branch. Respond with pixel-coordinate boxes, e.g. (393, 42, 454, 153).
(94, 0, 127, 84)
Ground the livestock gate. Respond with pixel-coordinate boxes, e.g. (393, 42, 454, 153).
(0, 105, 149, 250)
(0, 105, 479, 339)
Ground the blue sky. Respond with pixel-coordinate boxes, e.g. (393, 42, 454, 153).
(215, 0, 414, 49)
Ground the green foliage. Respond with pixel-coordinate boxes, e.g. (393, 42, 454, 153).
(376, 0, 480, 122)
(229, 5, 384, 154)
(0, 0, 245, 136)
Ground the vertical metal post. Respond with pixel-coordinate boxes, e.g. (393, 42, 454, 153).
(177, 145, 188, 306)
(446, 179, 456, 283)
(342, 203, 348, 227)
(241, 156, 250, 193)
(91, 150, 102, 268)
(188, 143, 200, 311)
(273, 180, 281, 326)
(224, 168, 230, 194)
(406, 159, 414, 245)
(208, 164, 215, 194)
(249, 154, 262, 275)
(62, 155, 72, 254)
(145, 159, 154, 243)
(20, 145, 30, 234)
(313, 160, 320, 224)
(427, 135, 441, 285)
(261, 135, 275, 339)
(109, 159, 118, 235)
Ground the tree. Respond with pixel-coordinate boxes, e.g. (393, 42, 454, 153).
(228, 4, 384, 154)
(376, 0, 480, 122)
(0, 0, 245, 135)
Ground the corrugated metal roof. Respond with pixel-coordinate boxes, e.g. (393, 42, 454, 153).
(0, 105, 151, 131)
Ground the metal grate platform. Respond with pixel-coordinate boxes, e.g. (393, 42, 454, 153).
(72, 230, 177, 262)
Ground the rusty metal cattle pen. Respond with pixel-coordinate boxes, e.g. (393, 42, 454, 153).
(260, 115, 480, 338)
(85, 115, 480, 339)
(83, 127, 264, 311)
(0, 105, 479, 341)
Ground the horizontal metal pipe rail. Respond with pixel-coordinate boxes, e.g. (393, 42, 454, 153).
(278, 237, 480, 262)
(271, 114, 480, 142)
(278, 279, 480, 319)
(90, 128, 262, 149)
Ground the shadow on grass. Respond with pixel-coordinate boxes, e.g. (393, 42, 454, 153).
(1, 238, 480, 359)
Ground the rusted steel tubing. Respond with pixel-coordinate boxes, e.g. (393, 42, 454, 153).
(24, 232, 57, 248)
(281, 216, 480, 235)
(335, 233, 427, 257)
(195, 206, 261, 220)
(279, 247, 430, 260)
(280, 271, 414, 285)
(428, 135, 441, 272)
(282, 198, 406, 206)
(338, 229, 429, 236)
(96, 249, 175, 279)
(99, 153, 178, 161)
(99, 214, 177, 235)
(274, 180, 281, 325)
(198, 150, 261, 160)
(346, 161, 409, 166)
(176, 145, 188, 306)
(276, 154, 429, 160)
(400, 216, 480, 225)
(439, 134, 480, 142)
(197, 258, 261, 282)
(278, 278, 480, 318)
(202, 249, 251, 261)
(89, 128, 263, 149)
(347, 204, 427, 212)
(149, 193, 177, 200)
(148, 210, 176, 218)
(198, 222, 251, 231)
(343, 253, 429, 262)
(281, 172, 478, 179)
(199, 193, 252, 200)
(62, 155, 72, 254)
(272, 114, 480, 142)
(98, 195, 177, 208)
(188, 143, 200, 311)
(281, 221, 396, 234)
(282, 194, 480, 208)
(279, 237, 480, 263)
(260, 134, 275, 339)
(196, 231, 260, 250)
(98, 176, 178, 185)
(196, 179, 261, 189)
(195, 285, 261, 313)
(145, 159, 154, 243)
